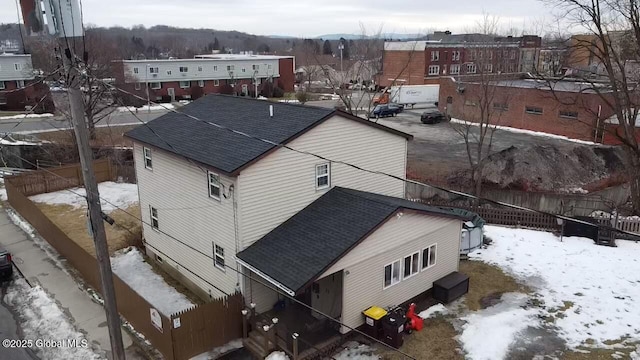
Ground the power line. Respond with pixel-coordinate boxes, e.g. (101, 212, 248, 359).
(0, 67, 64, 95)
(96, 78, 640, 239)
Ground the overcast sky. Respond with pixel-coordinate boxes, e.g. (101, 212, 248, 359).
(1, 0, 552, 37)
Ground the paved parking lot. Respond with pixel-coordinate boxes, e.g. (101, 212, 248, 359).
(377, 109, 585, 183)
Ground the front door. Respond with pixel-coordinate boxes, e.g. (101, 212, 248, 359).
(167, 88, 175, 102)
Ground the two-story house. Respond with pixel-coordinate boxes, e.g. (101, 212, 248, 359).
(0, 53, 48, 111)
(125, 95, 473, 340)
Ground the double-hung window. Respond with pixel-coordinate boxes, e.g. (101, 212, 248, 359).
(208, 171, 221, 200)
(179, 66, 188, 73)
(150, 207, 159, 229)
(143, 147, 152, 169)
(214, 243, 225, 270)
(315, 163, 330, 190)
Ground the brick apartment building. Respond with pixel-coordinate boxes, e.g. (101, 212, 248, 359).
(378, 34, 541, 87)
(438, 74, 640, 145)
(0, 53, 51, 112)
(113, 54, 295, 103)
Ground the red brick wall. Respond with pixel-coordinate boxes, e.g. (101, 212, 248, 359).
(438, 77, 621, 143)
(278, 58, 295, 92)
(380, 50, 426, 87)
(0, 80, 47, 111)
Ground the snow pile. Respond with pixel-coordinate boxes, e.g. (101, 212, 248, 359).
(459, 293, 538, 360)
(469, 225, 640, 348)
(418, 303, 448, 319)
(117, 104, 174, 112)
(450, 118, 599, 145)
(190, 339, 244, 359)
(265, 351, 289, 360)
(0, 113, 54, 120)
(0, 177, 6, 201)
(333, 341, 379, 360)
(3, 279, 101, 360)
(111, 247, 194, 316)
(29, 181, 139, 213)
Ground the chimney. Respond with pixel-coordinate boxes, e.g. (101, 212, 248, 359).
(269, 105, 274, 118)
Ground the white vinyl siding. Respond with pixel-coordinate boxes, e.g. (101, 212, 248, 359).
(334, 214, 461, 333)
(237, 115, 407, 247)
(133, 142, 238, 299)
(0, 55, 35, 81)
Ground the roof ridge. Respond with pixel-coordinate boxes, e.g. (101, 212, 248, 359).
(204, 93, 335, 112)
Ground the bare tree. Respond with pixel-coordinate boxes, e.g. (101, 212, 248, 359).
(543, 0, 640, 214)
(450, 15, 515, 199)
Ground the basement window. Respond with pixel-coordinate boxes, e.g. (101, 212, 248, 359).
(384, 259, 401, 289)
(422, 244, 437, 270)
(559, 110, 578, 119)
(525, 106, 543, 115)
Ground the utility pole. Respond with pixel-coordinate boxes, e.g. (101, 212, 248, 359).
(57, 14, 126, 360)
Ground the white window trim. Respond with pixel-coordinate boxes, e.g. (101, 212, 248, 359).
(179, 81, 190, 89)
(403, 251, 420, 280)
(431, 51, 439, 61)
(422, 244, 437, 270)
(14, 63, 21, 71)
(150, 82, 161, 90)
(179, 66, 189, 73)
(428, 65, 440, 76)
(198, 66, 203, 72)
(450, 64, 460, 75)
(214, 65, 218, 71)
(383, 259, 401, 289)
(198, 80, 205, 87)
(17, 80, 25, 88)
(208, 171, 221, 200)
(133, 67, 139, 74)
(467, 64, 477, 74)
(0, 81, 5, 90)
(134, 83, 141, 90)
(149, 67, 159, 73)
(213, 79, 220, 86)
(214, 243, 225, 271)
(315, 163, 330, 190)
(143, 147, 153, 170)
(150, 206, 159, 230)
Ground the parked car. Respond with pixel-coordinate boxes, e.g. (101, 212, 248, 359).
(0, 247, 13, 282)
(420, 110, 447, 124)
(368, 105, 397, 119)
(387, 103, 404, 113)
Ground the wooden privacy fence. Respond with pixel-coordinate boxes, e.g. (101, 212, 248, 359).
(5, 162, 242, 360)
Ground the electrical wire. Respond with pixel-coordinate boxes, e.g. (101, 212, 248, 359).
(94, 78, 640, 239)
(0, 67, 64, 95)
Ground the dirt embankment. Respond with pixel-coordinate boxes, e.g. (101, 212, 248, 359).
(450, 144, 628, 192)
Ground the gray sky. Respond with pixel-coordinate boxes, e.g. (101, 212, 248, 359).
(1, 0, 551, 37)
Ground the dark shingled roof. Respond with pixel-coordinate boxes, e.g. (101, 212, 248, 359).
(236, 187, 476, 294)
(125, 95, 411, 175)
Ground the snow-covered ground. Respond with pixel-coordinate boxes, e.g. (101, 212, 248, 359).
(117, 104, 174, 113)
(189, 339, 243, 360)
(418, 303, 448, 319)
(333, 341, 379, 360)
(3, 278, 102, 360)
(111, 247, 194, 316)
(29, 181, 139, 213)
(450, 118, 599, 146)
(265, 351, 289, 360)
(468, 225, 640, 350)
(0, 113, 54, 120)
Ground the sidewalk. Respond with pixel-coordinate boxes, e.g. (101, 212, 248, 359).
(0, 206, 140, 360)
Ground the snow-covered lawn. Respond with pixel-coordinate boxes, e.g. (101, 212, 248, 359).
(468, 225, 640, 351)
(450, 118, 599, 145)
(29, 181, 138, 213)
(111, 247, 194, 316)
(117, 104, 174, 113)
(3, 278, 101, 360)
(0, 113, 54, 120)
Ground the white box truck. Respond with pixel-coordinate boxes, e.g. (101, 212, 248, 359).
(389, 85, 440, 108)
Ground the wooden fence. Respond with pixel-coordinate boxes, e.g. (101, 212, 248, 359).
(5, 162, 242, 360)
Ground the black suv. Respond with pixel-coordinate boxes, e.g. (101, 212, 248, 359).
(0, 247, 13, 282)
(420, 110, 448, 124)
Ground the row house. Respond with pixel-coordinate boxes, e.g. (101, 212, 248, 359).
(0, 53, 50, 111)
(379, 35, 542, 87)
(113, 54, 295, 104)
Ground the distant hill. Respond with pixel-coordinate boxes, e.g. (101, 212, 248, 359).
(316, 33, 423, 40)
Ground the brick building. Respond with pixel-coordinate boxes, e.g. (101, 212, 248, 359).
(437, 74, 640, 145)
(378, 35, 541, 87)
(0, 53, 51, 112)
(113, 54, 295, 104)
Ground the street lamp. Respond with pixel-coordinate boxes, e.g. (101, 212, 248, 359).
(337, 43, 344, 74)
